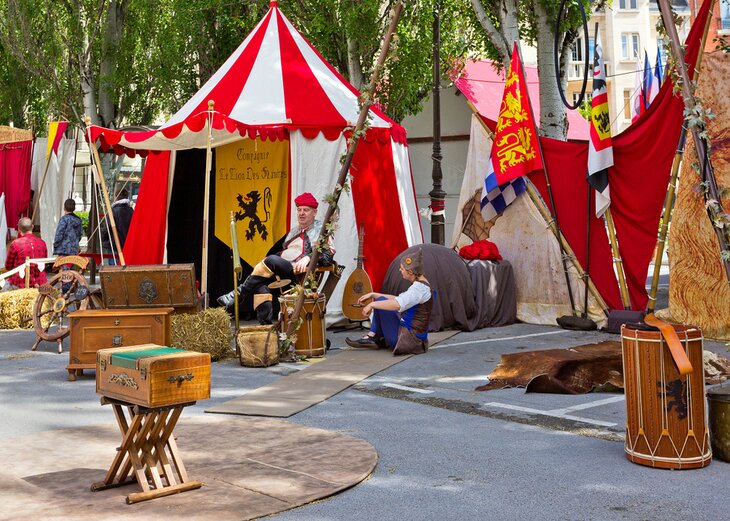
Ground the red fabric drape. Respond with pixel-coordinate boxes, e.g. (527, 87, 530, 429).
(529, 0, 710, 310)
(0, 140, 32, 229)
(123, 151, 170, 264)
(350, 139, 408, 291)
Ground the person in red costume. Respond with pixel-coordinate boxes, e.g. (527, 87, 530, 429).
(2, 217, 47, 291)
(217, 192, 335, 324)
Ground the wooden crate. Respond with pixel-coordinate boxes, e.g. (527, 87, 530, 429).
(96, 344, 210, 408)
(67, 308, 173, 381)
(100, 264, 198, 311)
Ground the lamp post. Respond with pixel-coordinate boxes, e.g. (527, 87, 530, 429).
(429, 0, 446, 245)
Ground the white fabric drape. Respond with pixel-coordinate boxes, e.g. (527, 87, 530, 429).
(289, 130, 353, 324)
(391, 140, 423, 247)
(31, 138, 76, 253)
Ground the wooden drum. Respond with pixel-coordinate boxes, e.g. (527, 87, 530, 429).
(279, 293, 326, 357)
(621, 324, 711, 469)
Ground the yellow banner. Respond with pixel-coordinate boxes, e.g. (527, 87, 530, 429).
(214, 138, 289, 267)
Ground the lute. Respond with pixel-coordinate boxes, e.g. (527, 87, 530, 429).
(341, 223, 373, 321)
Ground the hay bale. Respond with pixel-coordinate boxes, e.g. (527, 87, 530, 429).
(170, 307, 233, 361)
(0, 289, 38, 329)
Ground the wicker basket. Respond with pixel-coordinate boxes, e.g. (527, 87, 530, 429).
(237, 325, 279, 367)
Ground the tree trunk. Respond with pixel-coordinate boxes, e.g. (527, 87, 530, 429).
(346, 36, 365, 90)
(534, 2, 567, 140)
(98, 1, 127, 128)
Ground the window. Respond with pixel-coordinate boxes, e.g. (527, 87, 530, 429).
(623, 89, 632, 119)
(619, 0, 637, 9)
(621, 33, 640, 60)
(721, 0, 730, 31)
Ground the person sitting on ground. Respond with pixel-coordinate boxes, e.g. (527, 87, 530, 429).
(2, 217, 48, 291)
(217, 192, 335, 324)
(101, 188, 134, 265)
(345, 248, 432, 355)
(53, 198, 83, 257)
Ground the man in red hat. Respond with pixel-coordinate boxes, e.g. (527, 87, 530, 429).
(217, 192, 335, 324)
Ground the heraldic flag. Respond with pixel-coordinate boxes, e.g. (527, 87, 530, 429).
(587, 32, 614, 218)
(491, 43, 543, 185)
(46, 121, 68, 159)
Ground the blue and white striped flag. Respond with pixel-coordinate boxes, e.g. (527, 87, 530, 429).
(480, 150, 527, 222)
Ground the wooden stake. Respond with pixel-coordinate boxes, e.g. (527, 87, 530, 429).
(284, 2, 406, 341)
(85, 117, 125, 265)
(200, 100, 215, 306)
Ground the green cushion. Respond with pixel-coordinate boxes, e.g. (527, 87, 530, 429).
(110, 347, 188, 369)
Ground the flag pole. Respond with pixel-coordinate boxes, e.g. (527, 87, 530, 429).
(647, 3, 714, 313)
(512, 43, 578, 318)
(603, 208, 631, 308)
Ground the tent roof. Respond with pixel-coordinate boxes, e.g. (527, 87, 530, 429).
(89, 0, 405, 156)
(454, 60, 590, 141)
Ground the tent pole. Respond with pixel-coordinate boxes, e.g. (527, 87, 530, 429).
(656, 0, 730, 286)
(85, 117, 125, 266)
(200, 101, 215, 306)
(467, 101, 608, 315)
(647, 4, 714, 313)
(603, 208, 631, 308)
(283, 1, 406, 343)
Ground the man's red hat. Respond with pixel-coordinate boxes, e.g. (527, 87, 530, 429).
(294, 192, 318, 209)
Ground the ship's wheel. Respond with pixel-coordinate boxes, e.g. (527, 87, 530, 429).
(32, 269, 94, 353)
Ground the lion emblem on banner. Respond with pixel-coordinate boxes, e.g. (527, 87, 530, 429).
(234, 187, 272, 241)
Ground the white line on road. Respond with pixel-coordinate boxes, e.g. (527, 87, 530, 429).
(549, 396, 624, 415)
(382, 383, 434, 394)
(483, 402, 618, 428)
(437, 330, 571, 349)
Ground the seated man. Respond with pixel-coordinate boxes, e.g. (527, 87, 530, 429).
(217, 192, 335, 324)
(2, 217, 48, 291)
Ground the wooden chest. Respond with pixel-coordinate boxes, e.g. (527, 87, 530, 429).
(96, 344, 210, 408)
(67, 308, 173, 381)
(100, 264, 198, 311)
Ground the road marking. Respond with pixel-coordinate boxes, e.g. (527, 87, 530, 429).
(483, 402, 618, 428)
(436, 330, 571, 349)
(434, 375, 490, 383)
(383, 383, 434, 394)
(549, 396, 624, 414)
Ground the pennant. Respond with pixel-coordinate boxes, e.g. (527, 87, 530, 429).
(642, 50, 653, 110)
(649, 46, 663, 104)
(213, 138, 290, 268)
(587, 32, 614, 218)
(481, 148, 527, 222)
(491, 43, 543, 185)
(631, 58, 645, 123)
(46, 121, 69, 159)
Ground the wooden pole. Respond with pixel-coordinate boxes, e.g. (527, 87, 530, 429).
(603, 208, 631, 308)
(230, 211, 242, 342)
(284, 1, 406, 341)
(647, 6, 714, 312)
(85, 117, 125, 265)
(469, 103, 608, 315)
(656, 0, 730, 286)
(200, 100, 215, 306)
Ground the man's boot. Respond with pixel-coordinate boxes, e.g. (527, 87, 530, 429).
(216, 284, 245, 310)
(253, 294, 273, 325)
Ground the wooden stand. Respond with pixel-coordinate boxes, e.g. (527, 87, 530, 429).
(91, 396, 202, 504)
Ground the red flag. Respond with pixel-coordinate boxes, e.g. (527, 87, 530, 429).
(492, 43, 543, 185)
(46, 121, 69, 158)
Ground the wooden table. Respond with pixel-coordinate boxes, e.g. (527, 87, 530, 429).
(91, 396, 202, 504)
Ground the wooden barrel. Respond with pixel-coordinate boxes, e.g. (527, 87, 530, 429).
(238, 325, 279, 367)
(621, 324, 711, 469)
(279, 293, 326, 357)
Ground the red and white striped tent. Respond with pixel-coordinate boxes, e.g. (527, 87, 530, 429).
(88, 0, 422, 320)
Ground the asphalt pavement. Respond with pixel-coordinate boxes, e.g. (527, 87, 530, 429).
(1, 307, 728, 521)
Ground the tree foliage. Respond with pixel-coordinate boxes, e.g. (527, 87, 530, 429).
(0, 0, 492, 133)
